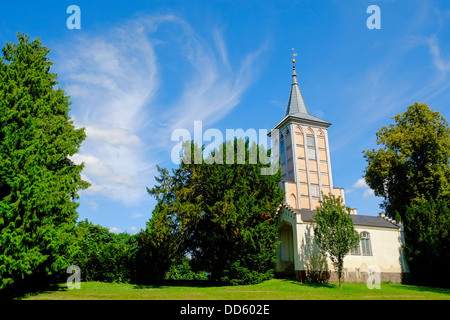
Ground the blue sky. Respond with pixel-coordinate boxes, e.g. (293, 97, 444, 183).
(1, 0, 449, 234)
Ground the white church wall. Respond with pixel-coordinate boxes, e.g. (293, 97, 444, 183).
(344, 225, 406, 275)
(295, 223, 325, 272)
(280, 216, 407, 283)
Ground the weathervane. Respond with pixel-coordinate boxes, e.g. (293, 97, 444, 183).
(292, 48, 298, 65)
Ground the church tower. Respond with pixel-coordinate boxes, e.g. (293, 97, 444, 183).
(274, 58, 407, 282)
(273, 60, 345, 210)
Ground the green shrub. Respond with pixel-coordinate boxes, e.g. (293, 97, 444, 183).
(74, 220, 137, 283)
(165, 258, 208, 281)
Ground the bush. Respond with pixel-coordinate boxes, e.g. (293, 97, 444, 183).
(165, 258, 208, 281)
(74, 220, 137, 283)
(220, 261, 274, 286)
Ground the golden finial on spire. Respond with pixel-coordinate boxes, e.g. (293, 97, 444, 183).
(292, 48, 298, 64)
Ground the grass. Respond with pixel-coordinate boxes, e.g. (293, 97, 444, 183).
(19, 279, 450, 300)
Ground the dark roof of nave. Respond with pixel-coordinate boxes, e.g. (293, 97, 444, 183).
(292, 208, 401, 229)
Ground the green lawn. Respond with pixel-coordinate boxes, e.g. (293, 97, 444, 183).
(20, 279, 450, 300)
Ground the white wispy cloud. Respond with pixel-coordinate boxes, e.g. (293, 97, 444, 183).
(109, 225, 138, 235)
(213, 27, 231, 69)
(54, 14, 264, 207)
(346, 178, 375, 199)
(109, 227, 121, 234)
(363, 188, 375, 198)
(158, 25, 267, 138)
(129, 212, 145, 219)
(331, 33, 450, 154)
(353, 178, 368, 189)
(56, 18, 160, 205)
(426, 35, 450, 73)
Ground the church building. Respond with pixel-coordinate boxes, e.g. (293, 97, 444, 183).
(273, 59, 409, 283)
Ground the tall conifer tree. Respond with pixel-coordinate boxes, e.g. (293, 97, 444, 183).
(0, 34, 89, 290)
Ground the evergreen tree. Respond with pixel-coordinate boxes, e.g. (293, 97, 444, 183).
(134, 167, 179, 285)
(0, 34, 89, 290)
(403, 199, 450, 288)
(145, 139, 283, 285)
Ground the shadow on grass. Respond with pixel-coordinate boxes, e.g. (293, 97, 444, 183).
(132, 279, 219, 289)
(281, 279, 337, 289)
(396, 283, 450, 295)
(0, 283, 67, 300)
(132, 278, 342, 290)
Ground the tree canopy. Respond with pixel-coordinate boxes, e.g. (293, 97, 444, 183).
(363, 102, 450, 288)
(0, 34, 89, 290)
(74, 220, 136, 283)
(403, 199, 450, 288)
(313, 194, 359, 289)
(363, 103, 450, 220)
(140, 139, 284, 285)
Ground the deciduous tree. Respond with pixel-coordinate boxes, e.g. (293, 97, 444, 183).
(363, 103, 450, 221)
(313, 194, 359, 289)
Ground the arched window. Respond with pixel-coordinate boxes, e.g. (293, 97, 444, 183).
(295, 125, 302, 133)
(289, 193, 297, 209)
(361, 232, 372, 256)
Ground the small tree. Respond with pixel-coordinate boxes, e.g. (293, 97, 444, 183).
(313, 194, 359, 289)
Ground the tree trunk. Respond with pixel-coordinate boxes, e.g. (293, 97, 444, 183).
(338, 256, 343, 290)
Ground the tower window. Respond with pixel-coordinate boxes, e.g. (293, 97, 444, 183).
(280, 140, 286, 164)
(306, 135, 316, 159)
(306, 135, 315, 148)
(310, 184, 320, 197)
(306, 148, 316, 159)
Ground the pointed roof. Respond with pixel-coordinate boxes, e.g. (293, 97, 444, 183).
(283, 65, 331, 127)
(285, 66, 308, 116)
